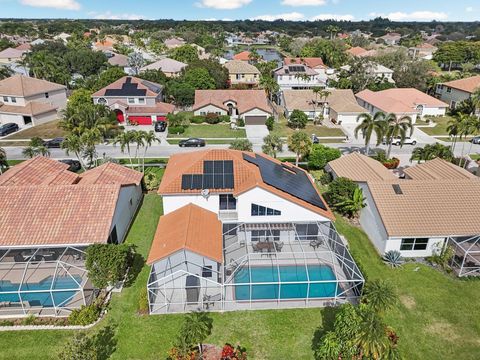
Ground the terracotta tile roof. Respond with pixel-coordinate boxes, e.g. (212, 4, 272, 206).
(0, 157, 79, 186)
(0, 101, 57, 116)
(282, 89, 365, 114)
(193, 89, 271, 115)
(403, 158, 476, 180)
(356, 88, 448, 114)
(147, 204, 223, 264)
(128, 102, 175, 115)
(164, 37, 186, 47)
(346, 47, 368, 56)
(366, 180, 480, 237)
(233, 51, 251, 61)
(92, 76, 162, 97)
(440, 75, 480, 94)
(328, 153, 397, 182)
(0, 48, 25, 59)
(79, 162, 143, 186)
(224, 60, 260, 75)
(158, 149, 334, 219)
(284, 57, 326, 69)
(0, 185, 120, 247)
(15, 43, 31, 51)
(141, 58, 186, 73)
(0, 75, 65, 97)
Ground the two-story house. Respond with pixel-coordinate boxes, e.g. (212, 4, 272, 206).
(91, 76, 175, 125)
(224, 60, 261, 87)
(0, 75, 67, 128)
(146, 149, 364, 314)
(274, 63, 328, 90)
(435, 75, 480, 109)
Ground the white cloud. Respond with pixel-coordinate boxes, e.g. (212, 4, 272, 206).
(370, 11, 448, 21)
(281, 0, 326, 6)
(312, 13, 354, 21)
(196, 0, 251, 9)
(93, 11, 147, 20)
(20, 0, 80, 10)
(466, 6, 473, 12)
(252, 12, 305, 21)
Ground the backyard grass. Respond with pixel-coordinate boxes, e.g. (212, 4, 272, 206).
(3, 120, 66, 140)
(418, 116, 455, 136)
(167, 124, 246, 139)
(1, 197, 479, 359)
(271, 118, 345, 138)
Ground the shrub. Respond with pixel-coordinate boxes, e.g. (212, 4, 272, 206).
(138, 287, 149, 314)
(382, 157, 400, 169)
(68, 303, 101, 326)
(221, 343, 248, 360)
(288, 109, 308, 129)
(236, 118, 245, 127)
(144, 170, 161, 191)
(311, 170, 333, 185)
(167, 113, 190, 128)
(308, 144, 341, 170)
(190, 115, 205, 124)
(21, 314, 37, 325)
(205, 112, 221, 124)
(219, 115, 231, 123)
(168, 126, 185, 135)
(29, 137, 45, 147)
(229, 138, 253, 151)
(325, 177, 357, 208)
(382, 250, 404, 268)
(0, 320, 14, 326)
(265, 116, 275, 131)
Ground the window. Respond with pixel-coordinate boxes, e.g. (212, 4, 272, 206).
(400, 238, 429, 251)
(108, 226, 118, 244)
(202, 266, 212, 278)
(446, 87, 451, 93)
(2, 96, 8, 102)
(236, 74, 241, 80)
(251, 230, 280, 242)
(219, 194, 236, 210)
(97, 97, 107, 105)
(251, 204, 281, 216)
(127, 98, 135, 104)
(10, 97, 16, 103)
(45, 92, 49, 98)
(295, 224, 319, 241)
(138, 98, 145, 104)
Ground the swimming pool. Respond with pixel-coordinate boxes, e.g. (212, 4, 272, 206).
(0, 275, 83, 307)
(234, 265, 337, 300)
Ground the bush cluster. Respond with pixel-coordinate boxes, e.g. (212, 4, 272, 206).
(168, 126, 185, 135)
(68, 303, 101, 326)
(307, 144, 341, 170)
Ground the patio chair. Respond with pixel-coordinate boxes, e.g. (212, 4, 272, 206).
(274, 241, 284, 252)
(309, 239, 324, 249)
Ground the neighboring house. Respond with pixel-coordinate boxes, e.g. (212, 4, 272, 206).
(346, 46, 377, 58)
(408, 43, 437, 60)
(164, 37, 186, 49)
(53, 32, 71, 43)
(0, 157, 143, 317)
(0, 47, 25, 65)
(107, 53, 134, 75)
(233, 51, 252, 62)
(193, 89, 272, 125)
(281, 89, 365, 124)
(224, 60, 261, 87)
(380, 32, 401, 45)
(326, 153, 480, 272)
(0, 75, 67, 128)
(146, 149, 364, 314)
(15, 43, 31, 51)
(284, 57, 330, 72)
(435, 75, 480, 108)
(340, 62, 395, 84)
(191, 44, 210, 60)
(141, 58, 187, 77)
(274, 64, 328, 90)
(92, 76, 174, 125)
(356, 88, 448, 121)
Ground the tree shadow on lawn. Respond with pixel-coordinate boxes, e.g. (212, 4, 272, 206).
(124, 249, 145, 288)
(94, 323, 118, 360)
(311, 306, 339, 351)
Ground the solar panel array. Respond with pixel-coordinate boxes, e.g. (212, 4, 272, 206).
(104, 77, 147, 96)
(243, 154, 328, 210)
(288, 65, 306, 73)
(181, 160, 234, 190)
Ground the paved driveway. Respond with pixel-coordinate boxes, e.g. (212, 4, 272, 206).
(245, 125, 269, 145)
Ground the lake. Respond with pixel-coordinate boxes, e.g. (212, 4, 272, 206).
(224, 48, 283, 66)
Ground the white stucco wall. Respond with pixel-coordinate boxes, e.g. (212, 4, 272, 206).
(384, 237, 446, 258)
(420, 106, 446, 117)
(27, 89, 67, 110)
(162, 194, 220, 216)
(110, 185, 143, 243)
(436, 86, 471, 107)
(32, 110, 58, 126)
(193, 105, 227, 116)
(0, 113, 24, 127)
(242, 107, 271, 118)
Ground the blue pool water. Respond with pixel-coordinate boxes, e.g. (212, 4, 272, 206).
(234, 265, 337, 300)
(0, 275, 82, 307)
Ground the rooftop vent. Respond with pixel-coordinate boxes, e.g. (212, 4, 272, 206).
(392, 184, 403, 195)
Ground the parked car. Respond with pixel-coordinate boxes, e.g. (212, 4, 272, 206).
(383, 136, 417, 146)
(43, 137, 64, 148)
(470, 136, 480, 144)
(59, 159, 81, 172)
(0, 123, 19, 137)
(154, 121, 167, 132)
(178, 138, 206, 147)
(311, 134, 319, 144)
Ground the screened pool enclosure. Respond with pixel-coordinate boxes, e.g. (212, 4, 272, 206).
(0, 246, 95, 317)
(147, 221, 364, 314)
(448, 235, 480, 277)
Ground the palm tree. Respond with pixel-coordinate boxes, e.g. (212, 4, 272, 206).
(21, 142, 50, 158)
(447, 116, 461, 153)
(259, 75, 279, 102)
(141, 131, 159, 172)
(80, 128, 102, 168)
(470, 87, 480, 117)
(325, 25, 341, 40)
(362, 280, 398, 314)
(312, 88, 331, 124)
(454, 113, 478, 167)
(0, 147, 7, 174)
(384, 113, 413, 159)
(113, 131, 136, 166)
(355, 308, 390, 359)
(183, 311, 213, 355)
(131, 130, 144, 166)
(0, 66, 13, 80)
(61, 134, 86, 170)
(288, 131, 312, 166)
(354, 112, 386, 155)
(262, 134, 284, 158)
(335, 187, 366, 218)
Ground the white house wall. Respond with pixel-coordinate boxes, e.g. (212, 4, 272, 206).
(110, 185, 143, 243)
(163, 194, 220, 216)
(26, 89, 67, 110)
(384, 237, 446, 258)
(194, 105, 227, 116)
(0, 113, 24, 126)
(241, 107, 271, 118)
(420, 106, 446, 117)
(436, 86, 471, 107)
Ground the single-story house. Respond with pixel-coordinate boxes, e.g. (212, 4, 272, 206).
(0, 48, 25, 65)
(193, 89, 272, 125)
(340, 62, 394, 83)
(224, 60, 260, 87)
(141, 58, 187, 77)
(107, 53, 134, 75)
(164, 37, 186, 49)
(281, 89, 366, 124)
(346, 47, 377, 58)
(356, 88, 448, 121)
(408, 43, 437, 60)
(435, 75, 480, 109)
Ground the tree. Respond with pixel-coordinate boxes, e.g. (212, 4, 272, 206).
(165, 80, 195, 107)
(113, 130, 137, 166)
(259, 75, 279, 102)
(325, 177, 357, 209)
(22, 137, 50, 158)
(354, 112, 386, 155)
(288, 131, 312, 166)
(170, 44, 199, 63)
(183, 311, 213, 355)
(138, 69, 168, 86)
(335, 187, 366, 218)
(229, 138, 253, 151)
(58, 325, 117, 360)
(61, 134, 87, 170)
(355, 308, 391, 359)
(410, 143, 454, 163)
(288, 109, 308, 129)
(182, 68, 216, 90)
(262, 134, 284, 158)
(384, 113, 413, 159)
(85, 243, 133, 289)
(140, 131, 159, 172)
(79, 66, 126, 92)
(308, 144, 341, 170)
(0, 147, 7, 174)
(300, 38, 347, 68)
(187, 59, 229, 89)
(127, 52, 145, 75)
(471, 87, 480, 117)
(362, 279, 398, 314)
(325, 25, 341, 40)
(0, 66, 13, 80)
(67, 89, 93, 109)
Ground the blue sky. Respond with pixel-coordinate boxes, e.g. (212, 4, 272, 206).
(0, 0, 479, 21)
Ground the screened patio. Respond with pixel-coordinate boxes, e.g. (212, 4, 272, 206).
(448, 235, 480, 277)
(148, 221, 364, 314)
(0, 246, 95, 317)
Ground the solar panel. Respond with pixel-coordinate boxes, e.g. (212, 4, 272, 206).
(104, 77, 147, 96)
(181, 174, 192, 190)
(191, 175, 203, 190)
(180, 160, 235, 190)
(243, 154, 327, 210)
(203, 161, 214, 173)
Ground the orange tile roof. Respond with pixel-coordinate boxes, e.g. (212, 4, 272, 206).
(158, 149, 334, 219)
(79, 162, 143, 186)
(193, 89, 271, 115)
(0, 157, 79, 186)
(346, 47, 368, 56)
(233, 51, 251, 61)
(403, 158, 476, 181)
(147, 204, 223, 264)
(441, 75, 480, 94)
(284, 57, 326, 69)
(0, 185, 120, 247)
(328, 152, 397, 182)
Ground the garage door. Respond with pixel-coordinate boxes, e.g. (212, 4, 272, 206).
(128, 116, 152, 125)
(244, 116, 267, 125)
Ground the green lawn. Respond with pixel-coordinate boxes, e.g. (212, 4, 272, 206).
(470, 154, 480, 161)
(271, 118, 345, 138)
(1, 196, 479, 359)
(418, 116, 455, 136)
(167, 139, 236, 145)
(167, 124, 246, 139)
(3, 120, 66, 140)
